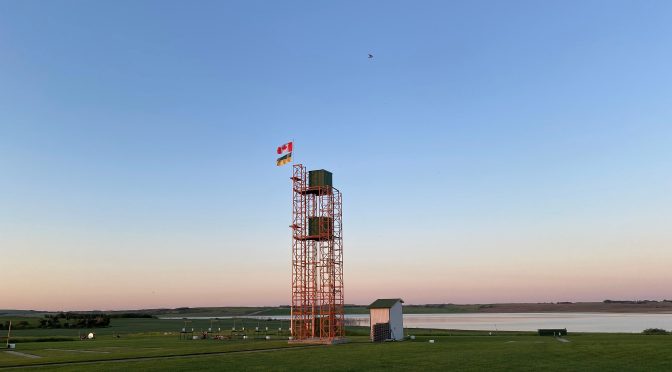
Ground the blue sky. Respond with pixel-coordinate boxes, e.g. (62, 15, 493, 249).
(1, 0, 671, 309)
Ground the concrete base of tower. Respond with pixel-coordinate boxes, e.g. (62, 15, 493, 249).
(288, 337, 348, 345)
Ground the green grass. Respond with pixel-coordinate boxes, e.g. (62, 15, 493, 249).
(0, 334, 304, 367)
(35, 335, 672, 372)
(1, 318, 671, 371)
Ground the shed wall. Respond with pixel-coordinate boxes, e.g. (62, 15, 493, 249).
(369, 308, 390, 340)
(389, 302, 404, 340)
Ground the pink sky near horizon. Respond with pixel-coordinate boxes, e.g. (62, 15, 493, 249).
(4, 274, 669, 312)
(3, 226, 670, 311)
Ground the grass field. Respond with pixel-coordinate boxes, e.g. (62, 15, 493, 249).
(1, 318, 671, 371)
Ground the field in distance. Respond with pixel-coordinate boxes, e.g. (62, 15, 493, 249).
(7, 300, 670, 319)
(8, 300, 672, 320)
(0, 317, 671, 371)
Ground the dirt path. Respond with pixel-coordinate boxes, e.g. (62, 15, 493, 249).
(243, 309, 269, 316)
(3, 352, 41, 359)
(43, 349, 111, 354)
(0, 344, 324, 369)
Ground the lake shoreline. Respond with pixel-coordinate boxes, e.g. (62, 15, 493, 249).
(443, 301, 672, 314)
(159, 312, 672, 333)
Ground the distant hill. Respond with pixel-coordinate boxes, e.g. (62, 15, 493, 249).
(460, 301, 672, 313)
(0, 310, 47, 317)
(3, 300, 671, 317)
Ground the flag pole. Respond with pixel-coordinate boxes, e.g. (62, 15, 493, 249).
(288, 138, 294, 337)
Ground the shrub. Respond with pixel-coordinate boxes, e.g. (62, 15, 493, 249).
(642, 328, 668, 335)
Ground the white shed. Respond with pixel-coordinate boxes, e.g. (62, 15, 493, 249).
(368, 298, 404, 341)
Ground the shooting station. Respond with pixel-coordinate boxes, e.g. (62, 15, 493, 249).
(178, 320, 194, 340)
(369, 298, 404, 341)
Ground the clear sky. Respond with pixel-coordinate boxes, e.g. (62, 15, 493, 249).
(1, 0, 671, 310)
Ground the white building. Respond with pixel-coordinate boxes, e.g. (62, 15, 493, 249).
(368, 298, 404, 341)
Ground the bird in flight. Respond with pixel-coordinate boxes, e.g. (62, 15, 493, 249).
(368, 53, 374, 59)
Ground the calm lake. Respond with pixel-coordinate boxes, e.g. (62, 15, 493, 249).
(345, 313, 672, 333)
(166, 313, 672, 333)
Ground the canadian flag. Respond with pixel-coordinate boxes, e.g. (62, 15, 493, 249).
(277, 141, 293, 154)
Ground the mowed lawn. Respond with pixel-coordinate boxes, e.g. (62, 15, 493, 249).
(1, 319, 671, 371)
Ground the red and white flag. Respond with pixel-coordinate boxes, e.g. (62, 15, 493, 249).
(277, 141, 293, 154)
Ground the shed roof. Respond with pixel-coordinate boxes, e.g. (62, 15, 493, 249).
(368, 298, 404, 309)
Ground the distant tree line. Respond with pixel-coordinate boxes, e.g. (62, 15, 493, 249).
(0, 320, 31, 330)
(0, 312, 154, 330)
(38, 312, 110, 329)
(642, 328, 669, 335)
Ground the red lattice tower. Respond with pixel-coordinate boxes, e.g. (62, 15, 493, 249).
(290, 164, 344, 343)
